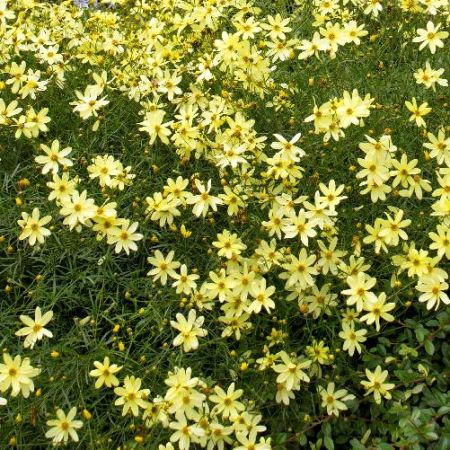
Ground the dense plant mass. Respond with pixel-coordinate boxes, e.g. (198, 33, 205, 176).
(0, 0, 450, 448)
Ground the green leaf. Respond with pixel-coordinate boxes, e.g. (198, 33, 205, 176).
(414, 326, 427, 343)
(324, 434, 334, 450)
(350, 439, 365, 450)
(424, 339, 435, 356)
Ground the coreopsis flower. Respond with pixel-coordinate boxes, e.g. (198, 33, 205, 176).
(139, 110, 173, 145)
(45, 408, 83, 444)
(212, 229, 247, 259)
(218, 186, 247, 216)
(282, 210, 317, 244)
(89, 357, 122, 388)
(170, 309, 207, 352)
(47, 173, 77, 203)
(0, 353, 41, 397)
(59, 190, 97, 230)
(262, 14, 291, 40)
(423, 129, 450, 165)
(15, 307, 53, 349)
(361, 366, 395, 404)
(147, 250, 180, 285)
(158, 70, 182, 101)
(171, 265, 200, 295)
(270, 133, 305, 158)
(405, 98, 431, 128)
(297, 32, 329, 60)
(429, 225, 450, 259)
(379, 210, 411, 247)
(338, 322, 367, 356)
(169, 415, 204, 450)
(280, 249, 318, 289)
(413, 21, 448, 54)
(414, 62, 448, 90)
(272, 351, 311, 391)
(318, 180, 347, 211)
(416, 275, 450, 310)
(318, 382, 355, 416)
(17, 208, 52, 246)
(0, 99, 22, 124)
(234, 434, 272, 450)
(341, 273, 377, 312)
(107, 220, 143, 255)
(87, 154, 122, 187)
(187, 179, 222, 217)
(209, 382, 245, 419)
(71, 86, 109, 120)
(114, 376, 150, 416)
(360, 292, 395, 331)
(248, 278, 276, 314)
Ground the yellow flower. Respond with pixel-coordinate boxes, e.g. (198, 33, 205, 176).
(338, 322, 367, 356)
(405, 97, 431, 128)
(45, 407, 83, 444)
(212, 229, 247, 259)
(107, 220, 143, 255)
(360, 293, 395, 331)
(413, 21, 448, 54)
(114, 375, 150, 416)
(89, 357, 122, 388)
(147, 250, 180, 286)
(209, 382, 245, 419)
(318, 382, 355, 416)
(170, 309, 207, 352)
(15, 307, 53, 349)
(0, 353, 41, 398)
(361, 365, 395, 404)
(17, 208, 52, 246)
(416, 275, 450, 310)
(272, 351, 311, 391)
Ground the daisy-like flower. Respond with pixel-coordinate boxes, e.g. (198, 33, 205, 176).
(341, 273, 377, 312)
(361, 366, 395, 404)
(107, 220, 143, 255)
(187, 179, 222, 217)
(0, 99, 22, 124)
(270, 133, 305, 158)
(35, 140, 73, 174)
(89, 357, 122, 388)
(318, 382, 355, 416)
(429, 225, 450, 259)
(416, 275, 450, 310)
(15, 307, 53, 349)
(147, 250, 180, 285)
(0, 353, 41, 397)
(405, 98, 431, 128)
(360, 292, 395, 331)
(171, 264, 200, 296)
(71, 87, 109, 120)
(272, 351, 311, 391)
(414, 62, 447, 91)
(209, 382, 245, 419)
(47, 172, 77, 203)
(212, 229, 247, 259)
(114, 375, 150, 416)
(45, 407, 83, 444)
(17, 208, 52, 246)
(170, 309, 207, 352)
(413, 21, 448, 54)
(59, 190, 97, 230)
(338, 322, 367, 356)
(139, 110, 173, 145)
